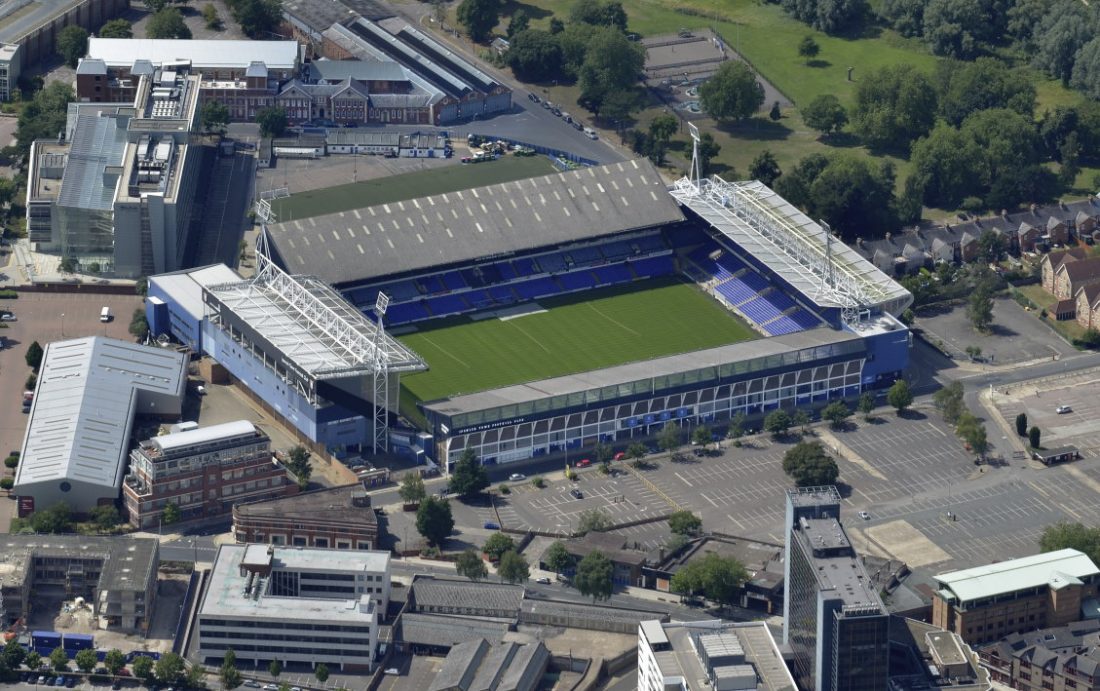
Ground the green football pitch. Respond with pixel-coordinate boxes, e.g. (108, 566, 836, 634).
(396, 277, 757, 414)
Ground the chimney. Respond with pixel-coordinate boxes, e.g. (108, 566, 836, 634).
(856, 237, 863, 247)
(1030, 203, 1038, 216)
(885, 232, 892, 241)
(1001, 209, 1008, 219)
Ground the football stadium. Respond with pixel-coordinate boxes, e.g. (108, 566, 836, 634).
(260, 155, 913, 468)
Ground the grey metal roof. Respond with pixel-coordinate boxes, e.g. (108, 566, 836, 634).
(423, 327, 861, 417)
(0, 535, 158, 595)
(398, 613, 510, 649)
(14, 337, 188, 492)
(325, 130, 400, 146)
(497, 641, 547, 691)
(234, 483, 378, 530)
(411, 578, 524, 615)
(520, 599, 662, 625)
(76, 58, 107, 76)
(267, 159, 684, 285)
(346, 18, 471, 99)
(394, 24, 498, 92)
(308, 58, 409, 83)
(429, 639, 488, 691)
(87, 38, 299, 70)
(245, 61, 268, 78)
(936, 548, 1100, 603)
(56, 113, 128, 211)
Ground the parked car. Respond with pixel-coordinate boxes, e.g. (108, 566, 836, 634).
(384, 668, 400, 675)
(483, 521, 500, 530)
(112, 682, 121, 690)
(858, 511, 871, 520)
(1, 313, 15, 321)
(243, 682, 260, 688)
(1056, 405, 1073, 414)
(583, 127, 598, 140)
(528, 93, 539, 103)
(576, 459, 591, 468)
(535, 576, 551, 584)
(66, 678, 76, 688)
(570, 488, 583, 499)
(613, 452, 625, 461)
(509, 473, 526, 481)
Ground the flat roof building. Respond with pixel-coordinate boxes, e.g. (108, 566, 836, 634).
(637, 619, 796, 691)
(783, 486, 889, 691)
(933, 549, 1100, 645)
(13, 337, 187, 513)
(233, 483, 379, 550)
(124, 420, 296, 530)
(0, 535, 158, 633)
(197, 544, 391, 671)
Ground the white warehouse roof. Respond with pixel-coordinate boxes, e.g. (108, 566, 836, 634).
(935, 549, 1100, 603)
(14, 337, 187, 510)
(86, 38, 300, 71)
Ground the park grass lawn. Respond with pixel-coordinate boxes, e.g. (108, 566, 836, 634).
(396, 276, 756, 408)
(269, 155, 557, 220)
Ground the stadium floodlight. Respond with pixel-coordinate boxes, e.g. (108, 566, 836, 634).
(687, 122, 703, 194)
(375, 292, 390, 316)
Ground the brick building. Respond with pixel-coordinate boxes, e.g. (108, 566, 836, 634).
(124, 420, 296, 529)
(1042, 248, 1090, 293)
(232, 483, 379, 550)
(1052, 256, 1100, 300)
(932, 549, 1100, 646)
(981, 619, 1100, 691)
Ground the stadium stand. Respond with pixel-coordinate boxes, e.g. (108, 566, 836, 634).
(630, 255, 675, 278)
(558, 271, 596, 291)
(593, 264, 633, 285)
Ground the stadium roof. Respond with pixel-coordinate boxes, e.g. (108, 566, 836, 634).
(148, 264, 242, 324)
(86, 38, 300, 71)
(423, 327, 861, 417)
(935, 549, 1100, 603)
(267, 159, 684, 285)
(672, 176, 912, 316)
(14, 337, 187, 493)
(205, 254, 425, 376)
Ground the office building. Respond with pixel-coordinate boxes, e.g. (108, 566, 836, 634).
(783, 486, 889, 691)
(932, 549, 1100, 645)
(232, 483, 379, 550)
(637, 619, 796, 691)
(123, 420, 296, 530)
(12, 337, 187, 513)
(0, 0, 127, 100)
(27, 67, 204, 277)
(197, 544, 391, 671)
(0, 535, 158, 633)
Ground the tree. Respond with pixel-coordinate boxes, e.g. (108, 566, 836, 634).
(938, 58, 1036, 127)
(143, 0, 168, 11)
(646, 113, 678, 165)
(483, 532, 516, 562)
(456, 548, 488, 581)
(574, 550, 614, 601)
(798, 35, 820, 63)
(769, 101, 781, 121)
(578, 507, 613, 534)
(955, 411, 988, 455)
(24, 652, 41, 673)
(627, 442, 647, 463)
(782, 441, 839, 487)
(2, 639, 25, 671)
(821, 401, 851, 428)
(147, 7, 191, 39)
(220, 665, 242, 690)
(0, 478, 12, 490)
(967, 284, 994, 333)
(223, 650, 236, 670)
(792, 409, 811, 434)
(697, 132, 721, 176)
(933, 381, 965, 425)
(774, 153, 898, 241)
(30, 502, 72, 534)
(3, 456, 16, 469)
(49, 648, 69, 672)
(159, 501, 180, 526)
(658, 421, 681, 456)
(600, 88, 642, 122)
(450, 449, 490, 498)
(314, 665, 329, 683)
(15, 82, 73, 160)
(506, 9, 529, 38)
(1029, 426, 1042, 449)
(594, 442, 613, 466)
(256, 106, 288, 138)
(578, 28, 645, 113)
(1016, 412, 1028, 437)
(284, 445, 312, 488)
(1071, 37, 1100, 100)
(1040, 522, 1100, 564)
(764, 409, 792, 437)
(749, 150, 781, 186)
(668, 510, 702, 536)
(398, 472, 427, 505)
(228, 0, 283, 38)
(505, 30, 561, 82)
(569, 0, 627, 30)
(801, 94, 848, 137)
(57, 26, 89, 68)
(201, 101, 230, 134)
(99, 18, 133, 38)
(497, 550, 529, 584)
(456, 0, 503, 43)
(887, 380, 913, 413)
(921, 0, 985, 59)
(852, 64, 937, 150)
(416, 496, 454, 546)
(544, 541, 574, 575)
(1032, 3, 1092, 85)
(74, 649, 97, 674)
(104, 650, 125, 676)
(133, 656, 154, 681)
(699, 61, 765, 122)
(202, 4, 221, 29)
(155, 653, 185, 685)
(268, 661, 281, 679)
(691, 425, 711, 449)
(781, 0, 867, 34)
(130, 308, 149, 340)
(90, 504, 121, 531)
(25, 341, 43, 371)
(187, 665, 207, 689)
(880, 0, 924, 36)
(669, 553, 749, 608)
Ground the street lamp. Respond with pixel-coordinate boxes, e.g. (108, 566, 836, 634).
(60, 313, 64, 337)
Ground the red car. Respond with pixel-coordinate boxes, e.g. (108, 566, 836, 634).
(576, 459, 591, 468)
(613, 452, 625, 462)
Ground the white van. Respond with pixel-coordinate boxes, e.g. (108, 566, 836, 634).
(100, 306, 111, 322)
(583, 127, 598, 140)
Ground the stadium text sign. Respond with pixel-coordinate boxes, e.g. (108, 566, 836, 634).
(453, 417, 528, 435)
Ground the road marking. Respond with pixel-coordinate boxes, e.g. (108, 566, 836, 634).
(674, 472, 692, 487)
(700, 493, 718, 508)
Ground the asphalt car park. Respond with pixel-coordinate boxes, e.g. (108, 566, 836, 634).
(913, 295, 1074, 364)
(994, 367, 1100, 457)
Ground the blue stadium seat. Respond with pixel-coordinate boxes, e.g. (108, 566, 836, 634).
(378, 280, 421, 302)
(512, 257, 539, 277)
(789, 309, 821, 329)
(514, 277, 559, 299)
(593, 264, 633, 285)
(441, 271, 466, 291)
(427, 294, 469, 317)
(740, 297, 784, 325)
(418, 275, 445, 295)
(460, 268, 485, 287)
(630, 255, 675, 278)
(480, 264, 503, 284)
(384, 302, 429, 325)
(538, 253, 567, 273)
(558, 271, 596, 291)
(497, 262, 517, 281)
(567, 246, 603, 266)
(763, 316, 802, 336)
(635, 235, 667, 253)
(600, 240, 634, 261)
(488, 286, 516, 303)
(762, 289, 797, 312)
(715, 280, 755, 306)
